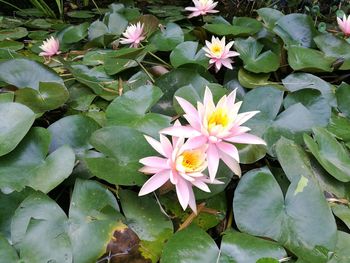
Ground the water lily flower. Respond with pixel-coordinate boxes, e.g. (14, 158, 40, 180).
(39, 36, 61, 58)
(120, 22, 146, 48)
(139, 122, 222, 213)
(203, 36, 240, 72)
(337, 14, 350, 37)
(185, 0, 219, 18)
(161, 87, 266, 181)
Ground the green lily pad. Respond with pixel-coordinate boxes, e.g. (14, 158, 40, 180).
(149, 22, 184, 51)
(0, 234, 19, 262)
(328, 231, 350, 263)
(304, 127, 350, 182)
(219, 230, 287, 263)
(0, 127, 75, 194)
(238, 69, 281, 89)
(0, 27, 28, 41)
(331, 204, 350, 230)
(327, 113, 350, 142)
(106, 85, 171, 137)
(0, 58, 64, 89)
(57, 22, 89, 44)
(170, 41, 208, 68)
(336, 82, 350, 117)
(287, 46, 334, 72)
(161, 224, 219, 263)
(15, 82, 69, 113)
(273, 14, 318, 48)
(85, 126, 151, 186)
(119, 190, 173, 262)
(234, 37, 279, 73)
(233, 167, 337, 263)
(0, 40, 24, 51)
(257, 8, 284, 30)
(0, 102, 35, 157)
(67, 11, 96, 19)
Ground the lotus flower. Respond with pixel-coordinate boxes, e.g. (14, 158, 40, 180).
(161, 87, 266, 181)
(203, 36, 240, 72)
(39, 36, 61, 57)
(185, 0, 219, 18)
(337, 14, 350, 37)
(120, 22, 146, 48)
(139, 122, 222, 213)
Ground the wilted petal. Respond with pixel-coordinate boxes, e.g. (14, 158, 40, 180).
(139, 170, 170, 196)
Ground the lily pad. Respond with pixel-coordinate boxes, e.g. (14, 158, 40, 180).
(170, 41, 208, 68)
(149, 22, 184, 51)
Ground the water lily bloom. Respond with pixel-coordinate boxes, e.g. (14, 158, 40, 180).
(139, 122, 222, 213)
(203, 36, 240, 72)
(337, 14, 350, 36)
(185, 0, 219, 18)
(39, 36, 61, 57)
(120, 22, 146, 48)
(161, 87, 266, 181)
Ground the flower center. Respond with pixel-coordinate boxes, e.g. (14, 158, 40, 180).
(210, 44, 223, 56)
(208, 108, 229, 131)
(176, 149, 206, 173)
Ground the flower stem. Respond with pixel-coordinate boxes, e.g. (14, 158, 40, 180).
(147, 51, 172, 69)
(137, 61, 155, 83)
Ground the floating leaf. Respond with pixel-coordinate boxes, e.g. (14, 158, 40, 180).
(170, 41, 208, 68)
(150, 22, 184, 51)
(257, 8, 284, 30)
(233, 167, 337, 262)
(304, 127, 350, 182)
(106, 85, 171, 137)
(0, 27, 28, 41)
(0, 128, 75, 194)
(336, 82, 350, 117)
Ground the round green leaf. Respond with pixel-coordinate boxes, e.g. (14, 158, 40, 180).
(0, 234, 19, 262)
(304, 127, 350, 182)
(219, 230, 287, 263)
(0, 128, 75, 193)
(257, 8, 284, 30)
(328, 231, 350, 263)
(68, 179, 123, 263)
(86, 126, 151, 185)
(106, 85, 171, 137)
(234, 37, 279, 73)
(0, 40, 24, 51)
(170, 41, 208, 68)
(48, 115, 100, 156)
(0, 27, 28, 41)
(15, 82, 69, 113)
(273, 14, 318, 48)
(0, 102, 35, 157)
(150, 22, 184, 51)
(0, 58, 64, 90)
(161, 224, 219, 263)
(11, 192, 72, 263)
(331, 204, 350, 230)
(336, 82, 350, 117)
(57, 23, 89, 44)
(233, 167, 337, 262)
(120, 190, 173, 262)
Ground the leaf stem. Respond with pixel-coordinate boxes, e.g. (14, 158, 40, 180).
(136, 61, 155, 83)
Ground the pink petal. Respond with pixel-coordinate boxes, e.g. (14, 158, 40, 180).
(139, 170, 170, 196)
(226, 133, 266, 145)
(191, 179, 210, 192)
(181, 136, 208, 151)
(207, 144, 219, 182)
(217, 141, 239, 162)
(235, 111, 259, 126)
(228, 126, 251, 137)
(159, 134, 173, 158)
(175, 178, 190, 210)
(144, 135, 165, 156)
(160, 125, 200, 138)
(139, 156, 169, 169)
(139, 166, 162, 174)
(176, 96, 201, 129)
(219, 151, 241, 177)
(188, 187, 197, 214)
(203, 86, 214, 107)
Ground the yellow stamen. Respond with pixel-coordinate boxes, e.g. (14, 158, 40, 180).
(210, 44, 222, 56)
(208, 108, 229, 131)
(177, 149, 206, 173)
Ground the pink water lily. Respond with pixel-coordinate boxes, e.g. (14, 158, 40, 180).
(185, 0, 219, 18)
(161, 87, 266, 181)
(139, 122, 222, 213)
(203, 36, 240, 72)
(39, 36, 61, 58)
(337, 14, 350, 37)
(120, 22, 146, 48)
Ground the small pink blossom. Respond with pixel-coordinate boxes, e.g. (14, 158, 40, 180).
(120, 22, 146, 48)
(185, 0, 219, 18)
(203, 36, 240, 72)
(161, 87, 266, 181)
(139, 122, 222, 213)
(39, 36, 61, 58)
(337, 14, 350, 37)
